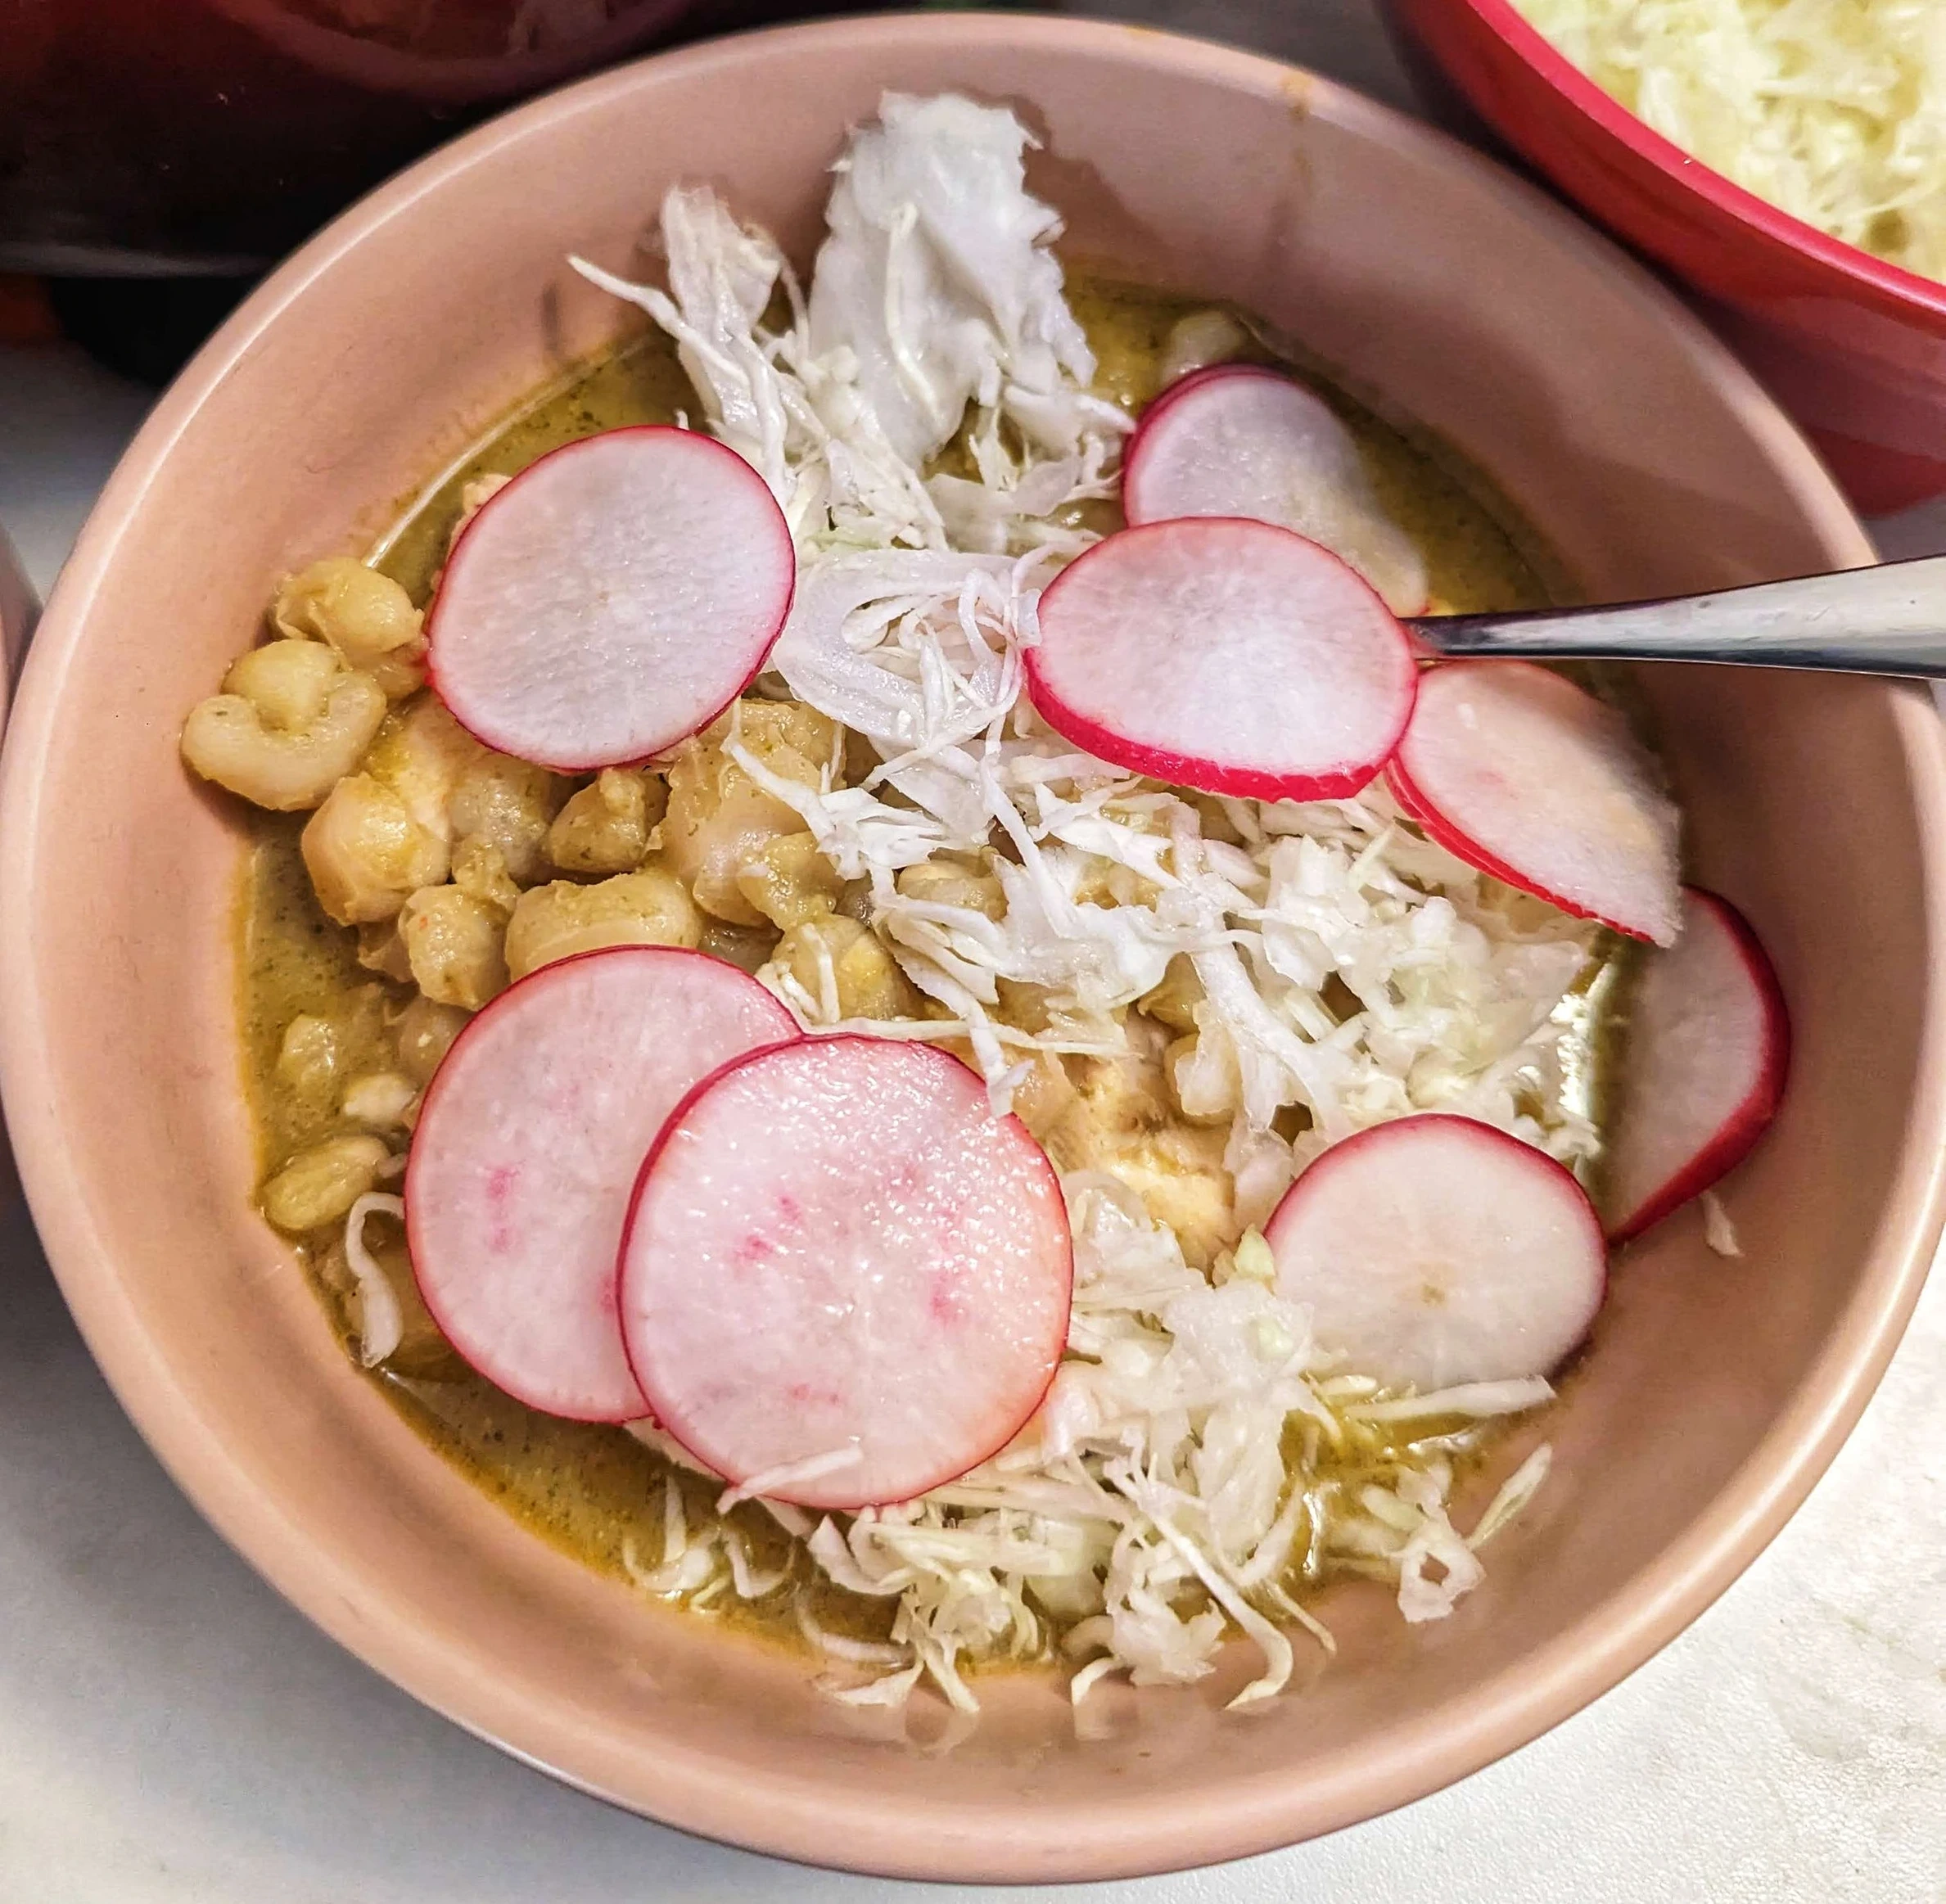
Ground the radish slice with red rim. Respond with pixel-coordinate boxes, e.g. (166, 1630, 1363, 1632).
(427, 426, 794, 771)
(1603, 887, 1789, 1243)
(1024, 517, 1417, 801)
(618, 1035, 1072, 1509)
(1123, 365, 1430, 615)
(1264, 1113, 1606, 1392)
(404, 945, 797, 1422)
(1387, 660, 1682, 945)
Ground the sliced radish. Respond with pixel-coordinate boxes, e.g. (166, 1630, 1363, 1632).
(618, 1035, 1072, 1509)
(1603, 887, 1789, 1243)
(1025, 518, 1417, 801)
(427, 426, 794, 772)
(1387, 660, 1682, 945)
(404, 945, 797, 1422)
(1123, 365, 1430, 616)
(1264, 1113, 1605, 1391)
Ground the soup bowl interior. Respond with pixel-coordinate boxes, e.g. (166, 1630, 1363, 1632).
(3, 16, 1944, 1884)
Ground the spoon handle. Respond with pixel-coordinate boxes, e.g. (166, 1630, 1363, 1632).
(1409, 552, 1946, 677)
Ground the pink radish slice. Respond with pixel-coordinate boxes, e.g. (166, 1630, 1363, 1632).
(1123, 365, 1430, 616)
(1264, 1113, 1606, 1391)
(618, 1036, 1072, 1509)
(404, 946, 796, 1422)
(1025, 517, 1417, 801)
(1603, 887, 1789, 1243)
(427, 426, 794, 771)
(1387, 660, 1682, 945)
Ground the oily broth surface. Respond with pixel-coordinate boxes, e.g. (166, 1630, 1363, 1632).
(237, 277, 1610, 1660)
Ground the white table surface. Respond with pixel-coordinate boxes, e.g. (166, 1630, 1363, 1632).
(2, 4, 1944, 1898)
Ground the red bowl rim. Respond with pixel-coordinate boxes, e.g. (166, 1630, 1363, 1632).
(1452, 0, 1946, 327)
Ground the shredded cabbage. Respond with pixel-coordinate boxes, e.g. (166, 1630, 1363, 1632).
(344, 1192, 405, 1369)
(1515, 0, 1946, 278)
(1701, 1187, 1744, 1256)
(583, 92, 1585, 1714)
(810, 94, 1118, 472)
(571, 95, 1125, 557)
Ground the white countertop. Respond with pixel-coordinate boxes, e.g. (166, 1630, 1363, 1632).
(2, 4, 1943, 1897)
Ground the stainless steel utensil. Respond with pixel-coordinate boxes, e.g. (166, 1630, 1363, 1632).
(1412, 553, 1946, 675)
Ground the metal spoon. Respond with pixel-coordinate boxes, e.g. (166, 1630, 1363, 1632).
(1410, 552, 1946, 676)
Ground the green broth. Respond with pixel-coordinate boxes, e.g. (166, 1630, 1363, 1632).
(373, 336, 700, 602)
(237, 273, 1613, 1663)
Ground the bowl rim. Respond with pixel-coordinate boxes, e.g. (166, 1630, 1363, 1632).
(5, 10, 1946, 1880)
(1443, 0, 1946, 325)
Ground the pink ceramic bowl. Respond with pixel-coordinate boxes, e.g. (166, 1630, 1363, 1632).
(1389, 0, 1946, 513)
(4, 14, 1946, 1883)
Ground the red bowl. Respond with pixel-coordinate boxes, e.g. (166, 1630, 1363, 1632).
(1388, 0, 1946, 512)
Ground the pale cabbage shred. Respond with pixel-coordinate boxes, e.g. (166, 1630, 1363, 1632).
(580, 95, 1578, 1712)
(1514, 0, 1946, 278)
